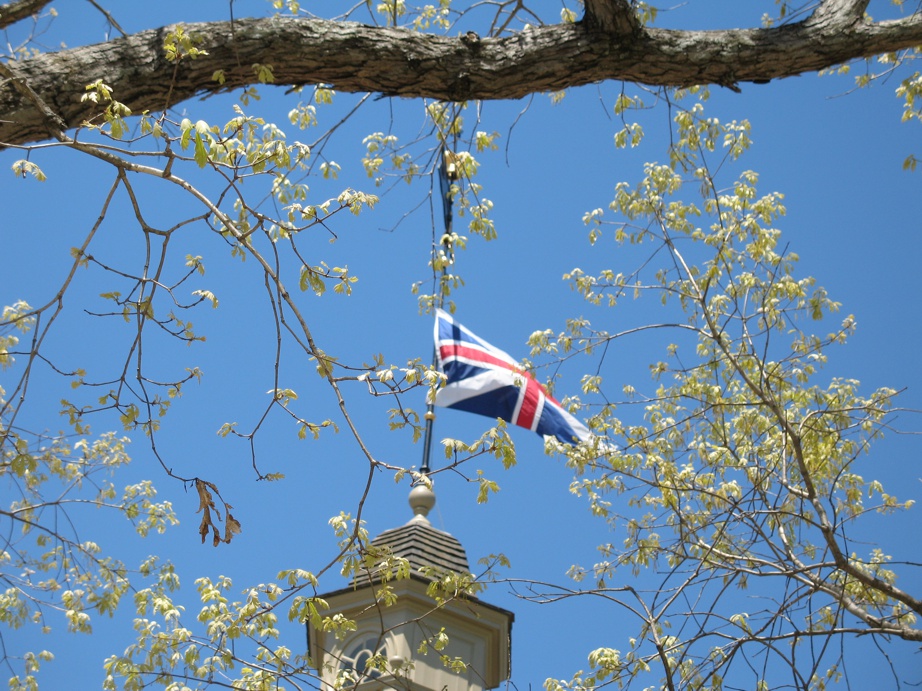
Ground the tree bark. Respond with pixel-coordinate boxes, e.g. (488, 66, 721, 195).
(2, 11, 921, 147)
(0, 0, 53, 30)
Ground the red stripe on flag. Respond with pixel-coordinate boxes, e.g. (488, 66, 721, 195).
(439, 343, 514, 370)
(514, 375, 543, 430)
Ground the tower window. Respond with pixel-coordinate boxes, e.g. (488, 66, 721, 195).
(339, 635, 385, 686)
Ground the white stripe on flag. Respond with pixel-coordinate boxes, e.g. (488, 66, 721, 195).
(434, 369, 511, 407)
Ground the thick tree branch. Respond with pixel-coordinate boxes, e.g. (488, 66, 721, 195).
(808, 0, 871, 27)
(2, 12, 922, 147)
(583, 0, 640, 35)
(0, 0, 52, 30)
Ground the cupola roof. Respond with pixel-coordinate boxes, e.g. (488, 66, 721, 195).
(351, 483, 470, 586)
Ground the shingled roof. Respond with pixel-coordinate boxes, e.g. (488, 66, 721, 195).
(351, 484, 470, 586)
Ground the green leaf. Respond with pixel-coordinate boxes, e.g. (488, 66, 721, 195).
(193, 131, 209, 168)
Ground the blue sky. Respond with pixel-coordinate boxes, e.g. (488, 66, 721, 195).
(2, 1, 921, 688)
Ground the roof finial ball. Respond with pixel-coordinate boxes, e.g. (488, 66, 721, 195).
(408, 481, 436, 523)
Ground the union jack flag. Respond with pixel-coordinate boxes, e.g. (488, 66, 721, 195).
(434, 309, 592, 445)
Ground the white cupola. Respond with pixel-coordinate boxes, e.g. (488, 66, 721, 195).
(309, 483, 514, 691)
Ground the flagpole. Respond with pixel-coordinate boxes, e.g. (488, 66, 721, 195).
(420, 147, 457, 476)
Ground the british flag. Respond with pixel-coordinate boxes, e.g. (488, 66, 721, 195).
(434, 309, 593, 445)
